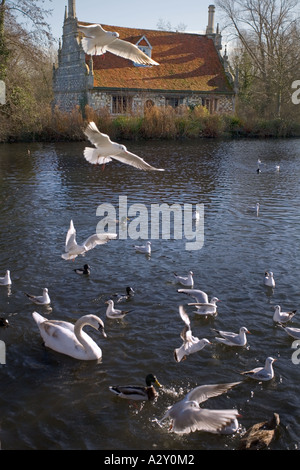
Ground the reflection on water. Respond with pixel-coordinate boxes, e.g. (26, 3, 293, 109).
(0, 138, 300, 450)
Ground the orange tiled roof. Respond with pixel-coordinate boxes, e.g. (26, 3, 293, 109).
(78, 23, 233, 94)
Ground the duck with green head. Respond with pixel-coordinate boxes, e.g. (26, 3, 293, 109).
(109, 374, 162, 401)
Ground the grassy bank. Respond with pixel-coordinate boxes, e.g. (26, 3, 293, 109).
(1, 104, 300, 143)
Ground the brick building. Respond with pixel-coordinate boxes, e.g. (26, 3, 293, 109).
(52, 1, 237, 114)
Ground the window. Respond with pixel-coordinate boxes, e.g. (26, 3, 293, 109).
(134, 35, 153, 67)
(165, 97, 183, 108)
(112, 95, 132, 114)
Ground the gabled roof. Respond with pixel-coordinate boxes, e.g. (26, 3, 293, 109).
(78, 23, 233, 94)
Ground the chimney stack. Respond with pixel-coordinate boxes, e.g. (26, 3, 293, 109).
(206, 5, 215, 35)
(68, 0, 76, 18)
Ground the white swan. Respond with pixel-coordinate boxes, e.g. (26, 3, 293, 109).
(83, 122, 164, 171)
(62, 219, 117, 260)
(0, 270, 11, 286)
(174, 306, 210, 362)
(32, 312, 107, 360)
(78, 24, 159, 66)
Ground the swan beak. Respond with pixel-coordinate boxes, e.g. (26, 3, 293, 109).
(99, 325, 107, 337)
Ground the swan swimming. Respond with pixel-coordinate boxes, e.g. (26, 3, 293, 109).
(32, 312, 107, 360)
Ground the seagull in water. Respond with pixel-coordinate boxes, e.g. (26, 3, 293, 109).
(62, 220, 117, 261)
(83, 122, 164, 171)
(264, 271, 275, 288)
(105, 299, 132, 320)
(174, 306, 211, 363)
(0, 270, 11, 286)
(213, 326, 250, 347)
(177, 288, 219, 316)
(157, 381, 241, 434)
(174, 271, 194, 288)
(279, 325, 300, 340)
(273, 305, 296, 324)
(134, 241, 151, 256)
(24, 288, 51, 305)
(78, 23, 160, 65)
(240, 357, 276, 381)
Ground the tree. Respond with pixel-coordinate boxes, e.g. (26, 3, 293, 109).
(0, 0, 53, 79)
(216, 0, 300, 118)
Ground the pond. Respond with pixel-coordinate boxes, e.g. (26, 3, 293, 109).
(0, 137, 299, 451)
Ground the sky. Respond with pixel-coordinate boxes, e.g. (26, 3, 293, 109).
(45, 0, 225, 43)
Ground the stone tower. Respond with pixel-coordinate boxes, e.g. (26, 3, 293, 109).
(52, 0, 93, 111)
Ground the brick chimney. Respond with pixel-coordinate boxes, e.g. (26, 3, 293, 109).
(206, 5, 215, 35)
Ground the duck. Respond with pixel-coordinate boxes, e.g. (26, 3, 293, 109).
(264, 271, 275, 288)
(240, 357, 276, 381)
(105, 299, 132, 319)
(109, 374, 162, 401)
(112, 286, 135, 303)
(158, 381, 241, 434)
(24, 288, 51, 305)
(0, 318, 9, 327)
(273, 305, 296, 324)
(74, 264, 91, 275)
(32, 311, 107, 360)
(238, 413, 280, 450)
(174, 271, 194, 288)
(0, 270, 11, 286)
(134, 241, 151, 256)
(213, 326, 250, 347)
(174, 306, 211, 363)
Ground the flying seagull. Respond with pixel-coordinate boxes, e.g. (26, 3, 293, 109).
(78, 23, 159, 66)
(83, 122, 165, 172)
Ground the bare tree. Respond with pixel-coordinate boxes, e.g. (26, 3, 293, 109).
(216, 0, 300, 117)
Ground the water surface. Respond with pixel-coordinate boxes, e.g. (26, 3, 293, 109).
(0, 138, 299, 450)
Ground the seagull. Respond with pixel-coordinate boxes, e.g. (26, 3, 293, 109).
(174, 306, 211, 363)
(240, 357, 276, 381)
(78, 23, 160, 66)
(279, 324, 300, 340)
(177, 289, 219, 315)
(83, 122, 164, 171)
(105, 299, 132, 320)
(213, 326, 250, 347)
(249, 202, 260, 216)
(264, 271, 275, 288)
(273, 305, 296, 324)
(24, 288, 51, 305)
(177, 288, 211, 304)
(74, 264, 91, 275)
(62, 219, 117, 261)
(0, 270, 11, 286)
(134, 241, 151, 255)
(158, 381, 241, 434)
(174, 271, 194, 288)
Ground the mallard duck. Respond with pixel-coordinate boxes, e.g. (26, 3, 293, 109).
(32, 312, 107, 360)
(24, 288, 51, 305)
(109, 374, 162, 401)
(213, 326, 250, 347)
(238, 413, 280, 450)
(158, 381, 241, 434)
